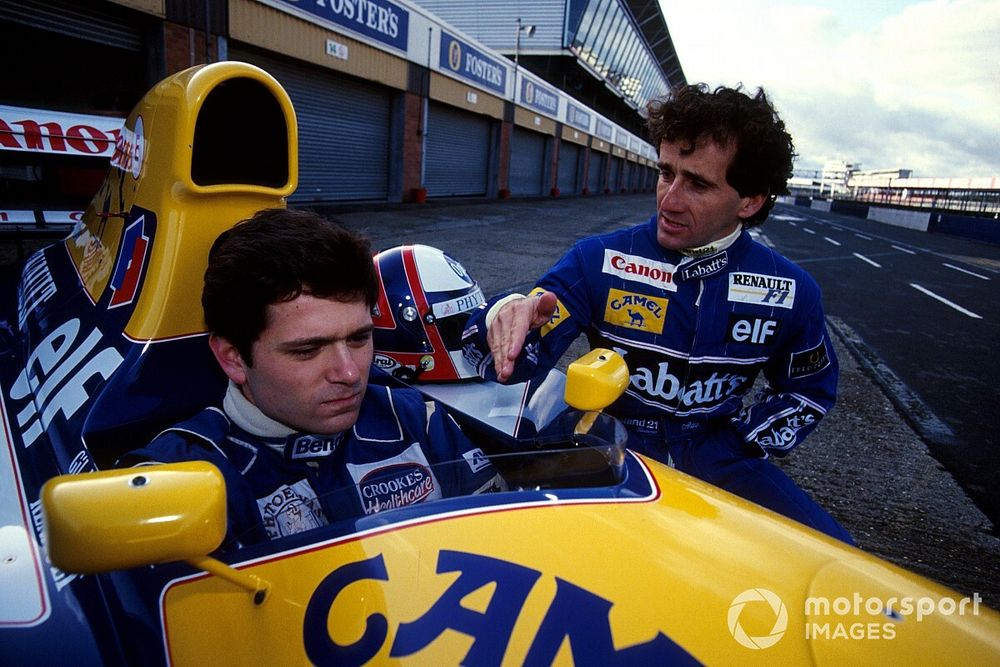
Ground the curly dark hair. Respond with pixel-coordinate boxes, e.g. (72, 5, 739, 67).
(202, 208, 378, 363)
(646, 84, 795, 226)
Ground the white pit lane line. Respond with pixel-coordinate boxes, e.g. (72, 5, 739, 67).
(892, 245, 917, 255)
(824, 236, 841, 246)
(943, 263, 991, 281)
(854, 233, 873, 240)
(910, 283, 983, 319)
(853, 252, 882, 268)
(802, 227, 816, 235)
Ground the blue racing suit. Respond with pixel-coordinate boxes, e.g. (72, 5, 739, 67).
(463, 216, 852, 542)
(123, 384, 504, 548)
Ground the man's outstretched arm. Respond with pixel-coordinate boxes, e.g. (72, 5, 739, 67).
(486, 291, 558, 381)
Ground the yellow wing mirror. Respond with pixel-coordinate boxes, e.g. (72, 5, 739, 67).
(42, 461, 269, 604)
(564, 348, 629, 412)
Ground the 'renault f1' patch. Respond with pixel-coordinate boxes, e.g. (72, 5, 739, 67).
(604, 288, 667, 334)
(788, 338, 831, 378)
(728, 272, 796, 309)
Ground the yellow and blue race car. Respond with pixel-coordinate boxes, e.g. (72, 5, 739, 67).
(2, 61, 999, 665)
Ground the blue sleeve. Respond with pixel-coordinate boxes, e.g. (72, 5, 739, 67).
(729, 281, 838, 456)
(415, 396, 506, 495)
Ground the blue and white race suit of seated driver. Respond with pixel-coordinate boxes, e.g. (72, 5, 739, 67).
(121, 382, 505, 549)
(461, 217, 852, 543)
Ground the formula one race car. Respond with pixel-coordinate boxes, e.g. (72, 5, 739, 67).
(2, 62, 999, 666)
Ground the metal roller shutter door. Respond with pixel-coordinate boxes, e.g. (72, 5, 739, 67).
(609, 157, 622, 193)
(558, 142, 580, 194)
(230, 47, 391, 203)
(622, 161, 633, 192)
(587, 152, 604, 192)
(424, 104, 491, 197)
(0, 0, 143, 50)
(509, 128, 546, 197)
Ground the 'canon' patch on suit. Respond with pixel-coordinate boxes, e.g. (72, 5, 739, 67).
(727, 314, 781, 345)
(788, 339, 831, 378)
(728, 272, 796, 309)
(602, 250, 678, 292)
(604, 288, 667, 334)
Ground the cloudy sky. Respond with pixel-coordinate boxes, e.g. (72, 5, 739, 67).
(656, 0, 999, 178)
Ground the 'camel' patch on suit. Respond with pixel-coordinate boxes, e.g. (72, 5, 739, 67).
(603, 288, 667, 334)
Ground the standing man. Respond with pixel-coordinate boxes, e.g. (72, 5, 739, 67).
(464, 84, 851, 543)
(122, 209, 503, 548)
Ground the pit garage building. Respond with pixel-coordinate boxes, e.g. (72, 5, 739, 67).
(0, 0, 687, 217)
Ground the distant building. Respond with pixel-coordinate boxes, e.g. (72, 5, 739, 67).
(409, 1, 686, 137)
(790, 161, 997, 216)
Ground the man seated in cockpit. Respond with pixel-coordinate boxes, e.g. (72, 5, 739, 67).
(120, 209, 504, 548)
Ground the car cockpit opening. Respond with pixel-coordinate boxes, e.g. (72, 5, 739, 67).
(192, 77, 289, 188)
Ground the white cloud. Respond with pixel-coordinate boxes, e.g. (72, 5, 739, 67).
(659, 0, 999, 176)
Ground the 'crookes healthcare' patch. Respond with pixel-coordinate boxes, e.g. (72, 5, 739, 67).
(604, 289, 667, 334)
(727, 272, 796, 309)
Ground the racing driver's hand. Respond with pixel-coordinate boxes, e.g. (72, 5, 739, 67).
(487, 291, 558, 382)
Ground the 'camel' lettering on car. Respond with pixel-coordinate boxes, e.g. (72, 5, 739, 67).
(303, 550, 695, 665)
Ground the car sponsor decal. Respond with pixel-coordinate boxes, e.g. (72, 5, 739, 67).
(109, 115, 145, 178)
(108, 214, 150, 308)
(677, 252, 728, 282)
(788, 339, 831, 379)
(8, 318, 124, 447)
(300, 549, 693, 665)
(726, 314, 782, 345)
(602, 250, 677, 292)
(603, 288, 667, 334)
(17, 250, 57, 329)
(727, 272, 796, 309)
(529, 288, 570, 337)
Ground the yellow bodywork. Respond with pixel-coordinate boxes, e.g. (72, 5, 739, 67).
(65, 61, 297, 341)
(153, 460, 1000, 665)
(45, 457, 999, 664)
